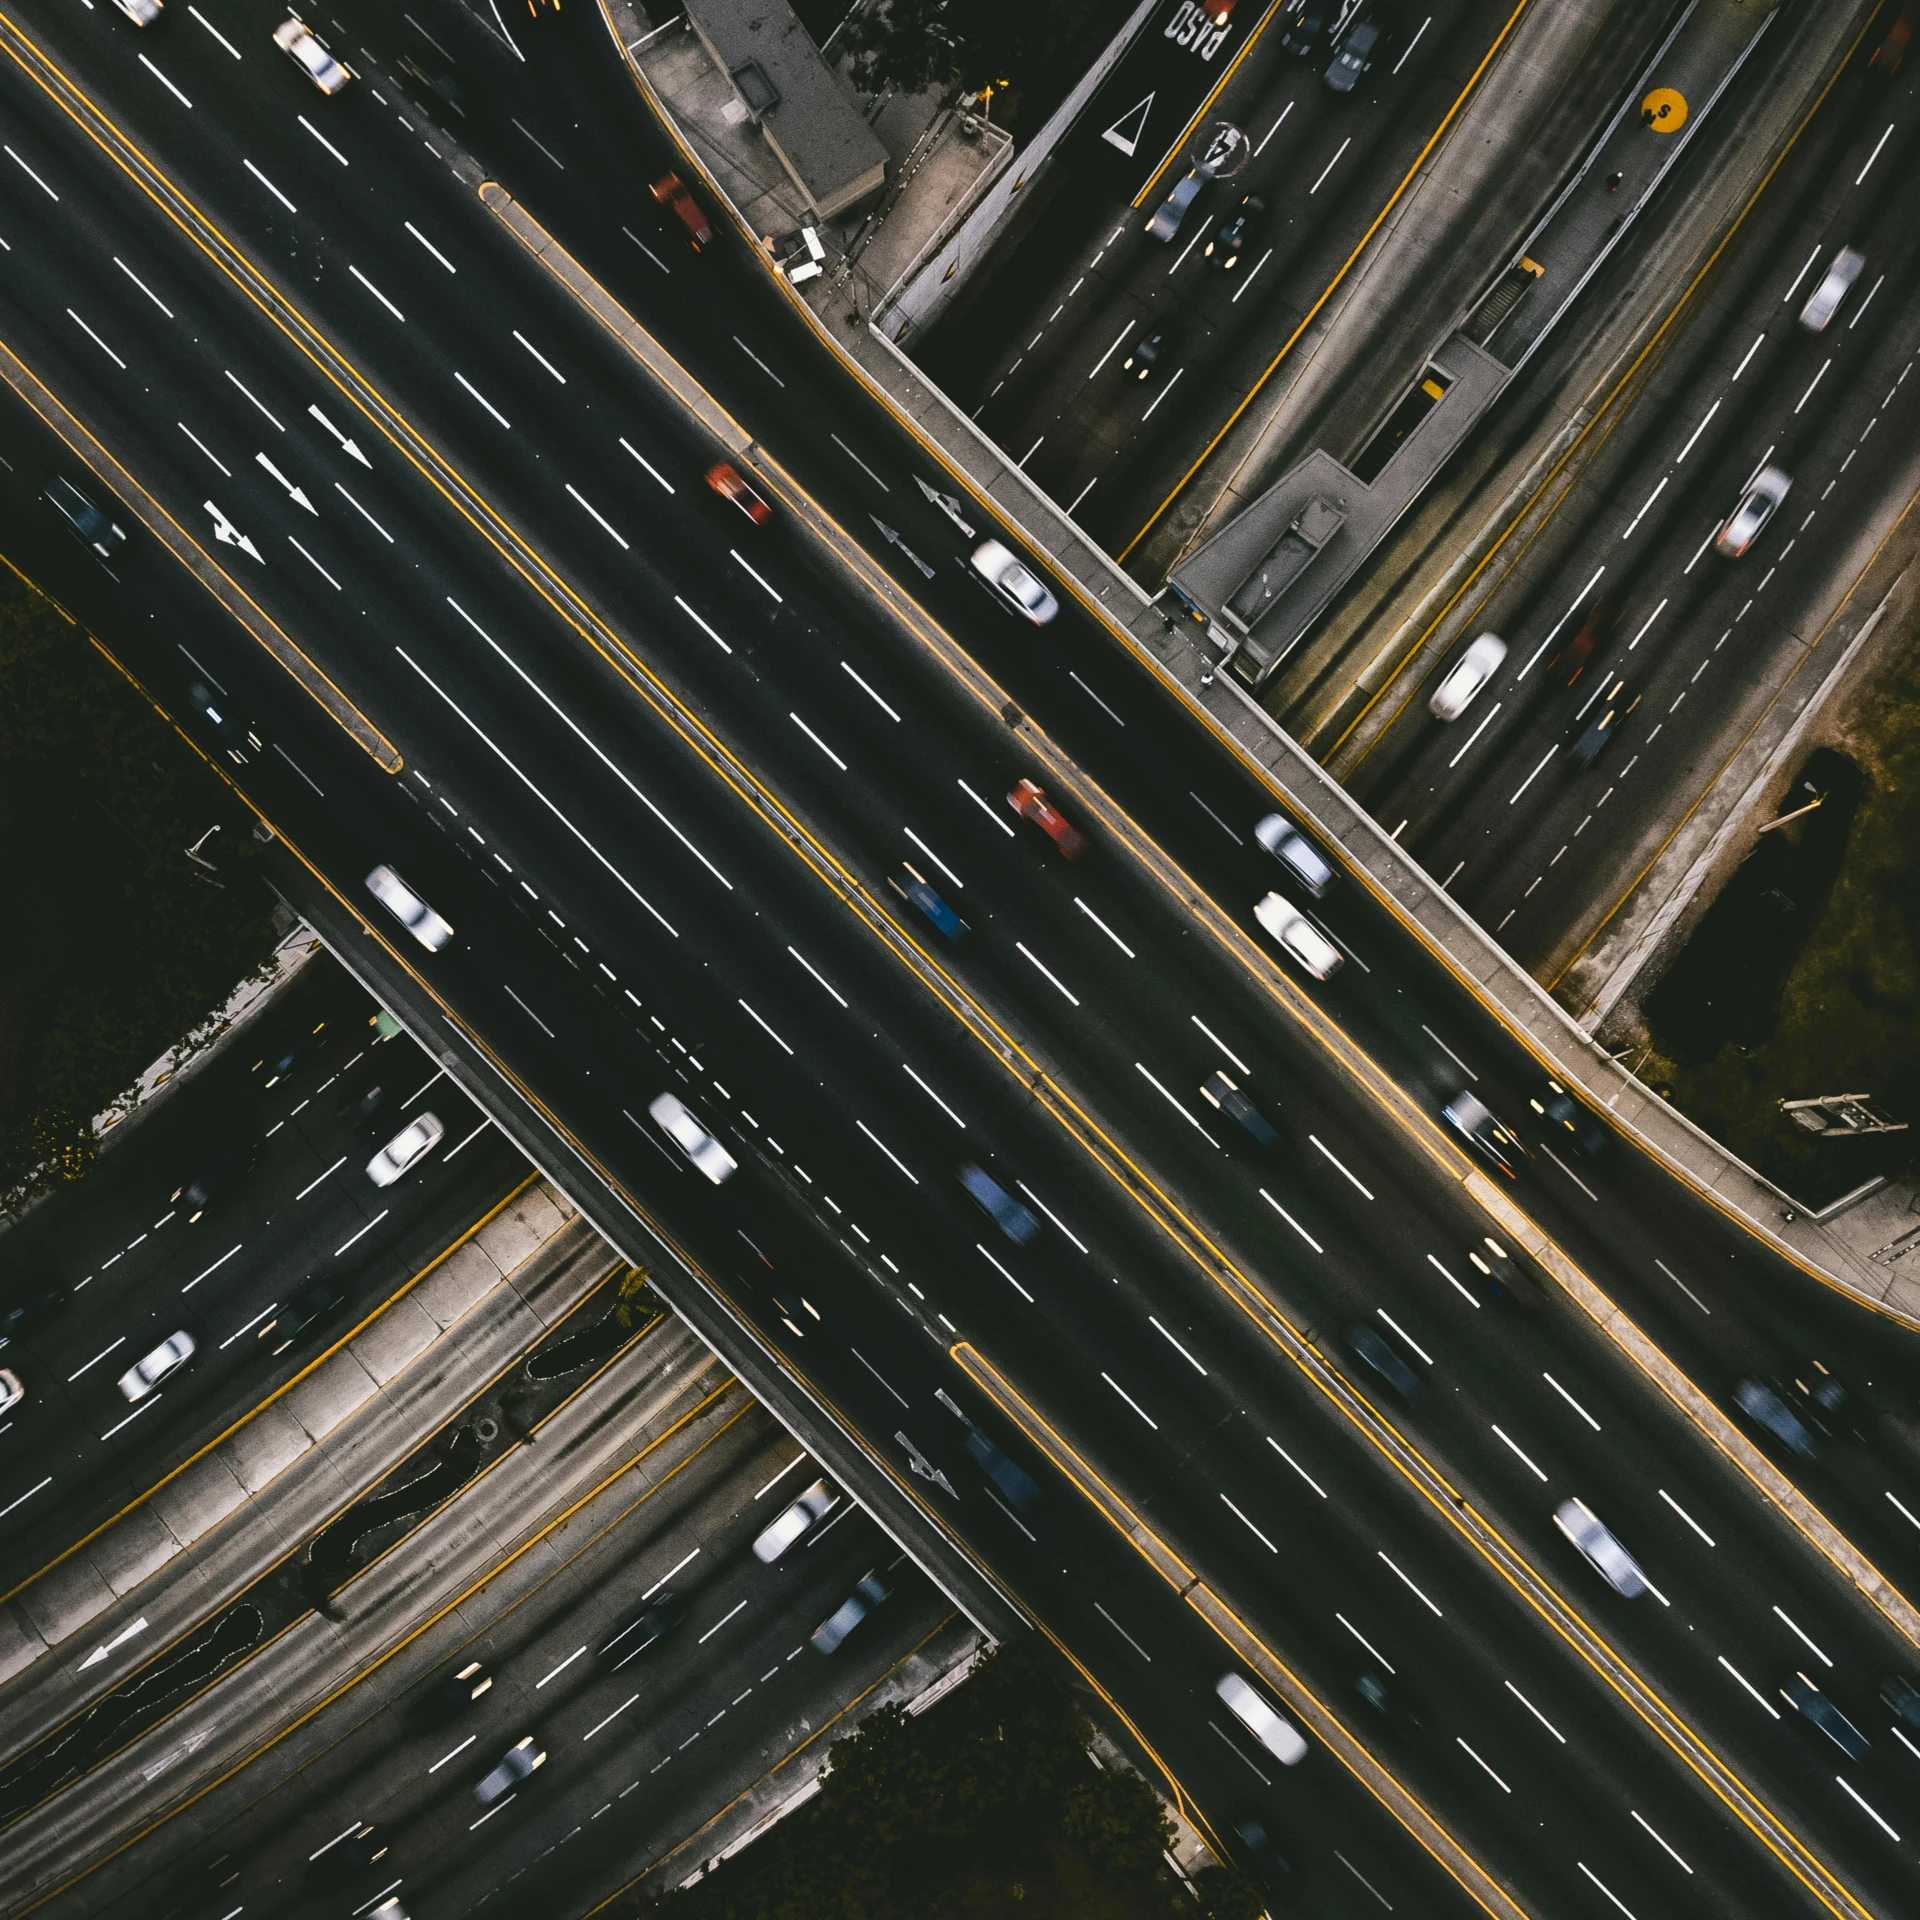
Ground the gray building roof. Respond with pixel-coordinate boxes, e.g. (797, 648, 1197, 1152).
(684, 0, 888, 221)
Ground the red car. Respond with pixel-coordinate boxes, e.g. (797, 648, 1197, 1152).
(705, 462, 771, 524)
(1007, 780, 1088, 859)
(652, 172, 713, 249)
(1551, 599, 1613, 687)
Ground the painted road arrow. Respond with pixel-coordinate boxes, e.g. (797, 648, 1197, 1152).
(307, 402, 372, 469)
(256, 452, 317, 515)
(204, 501, 263, 562)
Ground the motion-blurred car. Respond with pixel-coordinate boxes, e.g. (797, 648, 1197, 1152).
(398, 49, 465, 118)
(1528, 1077, 1607, 1155)
(365, 865, 454, 951)
(602, 1589, 687, 1666)
(273, 16, 350, 93)
(1280, 2, 1331, 56)
(43, 475, 126, 559)
(368, 1113, 445, 1187)
(1215, 1672, 1307, 1764)
(1007, 779, 1089, 858)
(1348, 1323, 1419, 1399)
(1145, 165, 1211, 242)
(705, 461, 770, 524)
(1324, 18, 1380, 91)
(648, 1093, 736, 1184)
(753, 1477, 837, 1561)
(1799, 246, 1864, 332)
(418, 1660, 492, 1723)
(1199, 1068, 1276, 1145)
(1356, 1671, 1424, 1736)
(171, 1139, 254, 1222)
(1734, 1379, 1818, 1458)
(1428, 631, 1507, 720)
(473, 1736, 544, 1807)
(0, 1369, 22, 1416)
(1234, 1817, 1294, 1891)
(1553, 1496, 1647, 1597)
(1121, 328, 1176, 381)
(1254, 811, 1333, 896)
(1881, 1673, 1920, 1734)
(1782, 1673, 1869, 1759)
(118, 1330, 195, 1402)
(960, 1163, 1039, 1244)
(891, 863, 969, 941)
(1550, 599, 1612, 686)
(652, 172, 713, 248)
(1442, 1091, 1528, 1178)
(108, 0, 163, 24)
(1254, 892, 1343, 979)
(969, 539, 1059, 624)
(811, 1570, 889, 1652)
(1467, 1236, 1537, 1304)
(1568, 675, 1639, 766)
(256, 1282, 345, 1357)
(1714, 464, 1791, 557)
(1206, 195, 1266, 270)
(187, 680, 261, 763)
(965, 1427, 1040, 1511)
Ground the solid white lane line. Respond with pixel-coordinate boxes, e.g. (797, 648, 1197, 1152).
(1376, 1310, 1432, 1365)
(739, 1000, 793, 1054)
(349, 265, 404, 321)
(183, 1244, 242, 1291)
(733, 336, 785, 385)
(178, 422, 229, 473)
(1258, 1189, 1322, 1252)
(223, 372, 285, 430)
(513, 329, 567, 382)
(1308, 1135, 1373, 1198)
(1337, 1613, 1394, 1671)
(1427, 1254, 1479, 1307)
(1254, 101, 1292, 153)
(1168, 216, 1214, 273)
(1229, 248, 1272, 301)
(957, 778, 1016, 835)
(1577, 1863, 1634, 1918)
(67, 309, 126, 368)
(1017, 1181, 1088, 1250)
(506, 984, 556, 1035)
(1140, 365, 1183, 418)
(1717, 1654, 1779, 1717)
(857, 1120, 918, 1184)
(1310, 137, 1350, 194)
(188, 4, 241, 55)
(620, 437, 674, 490)
(1658, 1488, 1715, 1545)
(1772, 1605, 1832, 1667)
(840, 660, 900, 720)
(1491, 1425, 1546, 1481)
(1621, 476, 1666, 539)
(1541, 1372, 1600, 1430)
(1088, 322, 1136, 379)
(69, 1338, 126, 1382)
(1017, 942, 1080, 1005)
(644, 1549, 700, 1598)
(335, 483, 393, 541)
(299, 113, 349, 165)
(1392, 13, 1430, 70)
(902, 1064, 965, 1126)
(296, 1155, 347, 1200)
(406, 219, 455, 270)
(754, 1457, 806, 1500)
(287, 535, 339, 588)
(1095, 1601, 1152, 1660)
(1836, 1776, 1898, 1841)
(114, 258, 173, 316)
(732, 549, 783, 600)
(537, 1648, 586, 1688)
(455, 371, 511, 427)
(790, 712, 846, 769)
(397, 648, 675, 931)
(139, 53, 192, 106)
(446, 598, 731, 889)
(978, 1244, 1033, 1302)
(1455, 1738, 1509, 1793)
(1192, 1015, 1250, 1075)
(566, 483, 629, 547)
(584, 1694, 641, 1740)
(850, 1349, 911, 1411)
(1074, 897, 1135, 955)
(1536, 1141, 1598, 1200)
(1893, 1724, 1920, 1761)
(1222, 1493, 1277, 1552)
(1378, 1552, 1441, 1616)
(1856, 121, 1894, 184)
(1504, 1680, 1565, 1742)
(1266, 1435, 1326, 1497)
(1136, 1062, 1219, 1146)
(902, 828, 964, 888)
(3, 145, 56, 198)
(443, 1118, 491, 1161)
(1209, 1718, 1272, 1784)
(674, 595, 731, 652)
(1781, 243, 1823, 305)
(1888, 1490, 1920, 1529)
(1069, 670, 1125, 723)
(1447, 699, 1501, 769)
(788, 946, 847, 1005)
(1102, 1372, 1158, 1429)
(1653, 1258, 1710, 1313)
(429, 1735, 478, 1773)
(0, 1477, 53, 1519)
(1150, 1317, 1207, 1375)
(698, 1599, 750, 1645)
(831, 432, 888, 488)
(1509, 745, 1557, 804)
(101, 1396, 163, 1441)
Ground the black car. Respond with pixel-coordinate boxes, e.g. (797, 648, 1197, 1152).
(1356, 1670, 1424, 1735)
(186, 681, 261, 765)
(256, 1282, 346, 1357)
(1280, 3, 1330, 56)
(1882, 1673, 1920, 1734)
(410, 1659, 493, 1727)
(1199, 1069, 1276, 1145)
(1206, 194, 1267, 270)
(1466, 1235, 1537, 1305)
(602, 1589, 687, 1669)
(1442, 1092, 1530, 1178)
(1568, 675, 1639, 765)
(1121, 327, 1177, 381)
(1233, 1816, 1294, 1890)
(1348, 1323, 1420, 1398)
(1325, 18, 1380, 91)
(43, 474, 126, 559)
(170, 1140, 255, 1222)
(1529, 1077, 1607, 1156)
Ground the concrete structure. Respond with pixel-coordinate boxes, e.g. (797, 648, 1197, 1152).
(684, 0, 887, 220)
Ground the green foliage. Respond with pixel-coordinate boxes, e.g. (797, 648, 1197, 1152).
(0, 580, 276, 1206)
(1192, 1863, 1267, 1920)
(656, 1639, 1191, 1920)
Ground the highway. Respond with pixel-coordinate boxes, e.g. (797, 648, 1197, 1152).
(1337, 24, 1920, 984)
(0, 950, 524, 1586)
(2, 2, 1920, 1914)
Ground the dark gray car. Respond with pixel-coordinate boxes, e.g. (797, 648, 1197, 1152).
(44, 475, 126, 559)
(1782, 1673, 1869, 1760)
(1325, 18, 1379, 91)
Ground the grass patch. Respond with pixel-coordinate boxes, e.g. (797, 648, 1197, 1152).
(0, 571, 277, 1208)
(1639, 641, 1920, 1207)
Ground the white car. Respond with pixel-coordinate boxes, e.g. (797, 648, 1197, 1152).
(753, 1476, 836, 1562)
(1553, 1497, 1647, 1598)
(1713, 465, 1791, 558)
(118, 1331, 195, 1403)
(811, 1571, 888, 1653)
(970, 540, 1059, 625)
(1253, 812, 1333, 897)
(367, 1112, 446, 1187)
(1428, 632, 1507, 721)
(1215, 1673, 1307, 1765)
(273, 16, 350, 94)
(648, 1092, 737, 1184)
(365, 865, 454, 952)
(1798, 246, 1864, 333)
(1254, 892, 1343, 980)
(109, 0, 163, 22)
(473, 1736, 543, 1807)
(0, 1368, 22, 1416)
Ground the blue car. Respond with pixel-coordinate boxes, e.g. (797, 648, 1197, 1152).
(960, 1164, 1038, 1244)
(891, 864, 968, 942)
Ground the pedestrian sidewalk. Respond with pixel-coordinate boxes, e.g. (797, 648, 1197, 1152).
(0, 1184, 604, 1759)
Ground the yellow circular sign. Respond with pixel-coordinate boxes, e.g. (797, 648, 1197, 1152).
(1640, 86, 1688, 133)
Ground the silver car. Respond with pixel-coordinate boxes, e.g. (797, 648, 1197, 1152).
(1254, 812, 1333, 897)
(1798, 246, 1864, 332)
(969, 540, 1059, 624)
(368, 1112, 446, 1186)
(1429, 632, 1507, 721)
(648, 1092, 737, 1184)
(274, 16, 350, 93)
(811, 1571, 889, 1653)
(753, 1477, 837, 1561)
(108, 0, 163, 21)
(365, 865, 453, 951)
(1254, 892, 1343, 980)
(1552, 1497, 1647, 1598)
(473, 1735, 543, 1807)
(118, 1331, 195, 1402)
(1146, 165, 1212, 242)
(1215, 1672, 1307, 1765)
(1713, 464, 1791, 558)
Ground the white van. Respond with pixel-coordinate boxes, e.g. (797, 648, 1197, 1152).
(1215, 1672, 1307, 1765)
